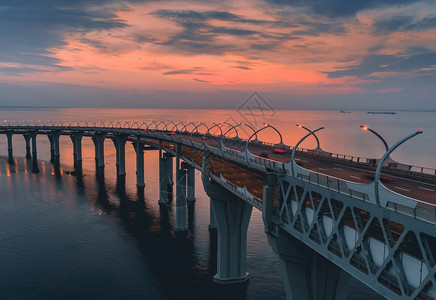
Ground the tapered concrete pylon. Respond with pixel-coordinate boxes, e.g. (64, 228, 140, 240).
(6, 132, 14, 164)
(70, 132, 83, 172)
(159, 150, 174, 204)
(132, 137, 146, 188)
(92, 133, 106, 169)
(186, 166, 196, 202)
(30, 132, 39, 173)
(202, 179, 252, 284)
(112, 135, 127, 179)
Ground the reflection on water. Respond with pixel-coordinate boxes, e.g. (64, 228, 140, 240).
(0, 108, 417, 299)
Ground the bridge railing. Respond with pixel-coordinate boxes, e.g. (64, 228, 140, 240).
(295, 146, 436, 178)
(296, 171, 436, 224)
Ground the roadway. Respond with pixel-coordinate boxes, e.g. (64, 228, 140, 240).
(154, 132, 436, 205)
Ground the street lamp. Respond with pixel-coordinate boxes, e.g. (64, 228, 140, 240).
(360, 124, 389, 152)
(291, 127, 324, 177)
(296, 124, 322, 151)
(374, 128, 423, 205)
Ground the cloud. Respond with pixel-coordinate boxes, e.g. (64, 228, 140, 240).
(162, 67, 213, 76)
(0, 0, 129, 73)
(263, 0, 421, 18)
(192, 78, 209, 83)
(326, 51, 436, 78)
(374, 15, 436, 33)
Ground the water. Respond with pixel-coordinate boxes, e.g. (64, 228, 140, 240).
(2, 107, 432, 299)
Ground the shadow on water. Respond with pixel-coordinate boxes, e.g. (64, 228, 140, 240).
(76, 164, 249, 300)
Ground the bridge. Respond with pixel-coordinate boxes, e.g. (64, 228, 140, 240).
(1, 120, 435, 300)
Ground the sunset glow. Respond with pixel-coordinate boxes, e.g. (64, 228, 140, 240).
(1, 0, 436, 109)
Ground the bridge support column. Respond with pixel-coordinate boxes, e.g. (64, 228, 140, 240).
(30, 132, 39, 173)
(70, 133, 83, 172)
(48, 131, 61, 166)
(209, 201, 217, 230)
(6, 131, 14, 165)
(186, 166, 196, 203)
(203, 180, 252, 284)
(92, 133, 106, 169)
(159, 150, 174, 204)
(112, 135, 127, 179)
(6, 132, 13, 164)
(133, 137, 145, 188)
(175, 161, 189, 231)
(23, 134, 31, 159)
(267, 231, 350, 300)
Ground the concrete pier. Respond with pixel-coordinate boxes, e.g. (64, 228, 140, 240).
(159, 149, 174, 204)
(186, 166, 196, 203)
(112, 135, 127, 179)
(48, 131, 61, 166)
(133, 137, 145, 188)
(175, 160, 188, 231)
(6, 132, 13, 164)
(70, 132, 83, 172)
(30, 132, 39, 173)
(267, 231, 350, 300)
(92, 133, 106, 169)
(23, 134, 31, 159)
(203, 180, 252, 284)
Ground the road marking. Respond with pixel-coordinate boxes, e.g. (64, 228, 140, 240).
(418, 186, 435, 192)
(318, 167, 326, 171)
(350, 175, 360, 179)
(334, 167, 343, 171)
(394, 187, 410, 192)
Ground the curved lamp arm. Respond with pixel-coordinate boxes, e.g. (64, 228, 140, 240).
(297, 124, 320, 150)
(244, 124, 284, 163)
(221, 123, 242, 148)
(374, 129, 423, 205)
(179, 122, 195, 139)
(204, 122, 223, 139)
(204, 122, 223, 147)
(190, 122, 209, 145)
(243, 123, 258, 142)
(360, 124, 389, 152)
(291, 127, 325, 177)
(164, 121, 178, 132)
(147, 120, 158, 130)
(264, 123, 284, 146)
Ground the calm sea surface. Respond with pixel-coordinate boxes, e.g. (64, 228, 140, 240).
(1, 108, 434, 299)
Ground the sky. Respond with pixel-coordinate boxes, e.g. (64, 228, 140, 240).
(1, 0, 436, 110)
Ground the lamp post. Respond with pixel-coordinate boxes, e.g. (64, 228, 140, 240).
(291, 127, 324, 177)
(245, 124, 283, 164)
(360, 124, 389, 152)
(296, 124, 321, 151)
(374, 129, 423, 205)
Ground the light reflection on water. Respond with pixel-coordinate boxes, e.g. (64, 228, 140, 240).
(0, 108, 425, 299)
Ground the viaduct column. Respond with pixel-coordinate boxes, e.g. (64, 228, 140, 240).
(112, 135, 127, 179)
(262, 175, 350, 300)
(159, 145, 174, 204)
(92, 133, 106, 170)
(48, 131, 61, 166)
(30, 131, 39, 173)
(186, 165, 196, 203)
(175, 159, 188, 231)
(23, 134, 31, 159)
(133, 137, 145, 188)
(6, 132, 13, 164)
(202, 178, 252, 283)
(70, 132, 83, 172)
